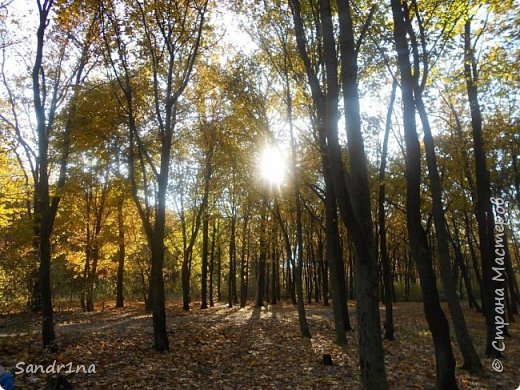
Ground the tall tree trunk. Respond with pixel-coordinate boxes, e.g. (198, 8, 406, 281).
(240, 210, 250, 307)
(116, 197, 125, 308)
(256, 198, 268, 307)
(451, 220, 481, 312)
(379, 80, 397, 340)
(228, 212, 237, 308)
(34, 3, 56, 347)
(290, 0, 386, 383)
(464, 212, 483, 297)
(150, 232, 168, 351)
(317, 233, 329, 306)
(81, 193, 91, 312)
(217, 234, 222, 302)
(271, 241, 277, 305)
(464, 19, 501, 357)
(335, 1, 387, 385)
(504, 230, 519, 313)
(33, 0, 90, 346)
(209, 219, 216, 307)
(28, 187, 42, 312)
(294, 190, 311, 336)
(86, 243, 99, 312)
(391, 0, 457, 386)
(317, 126, 350, 342)
(407, 1, 481, 367)
(182, 138, 214, 311)
(34, 1, 56, 346)
(201, 212, 209, 309)
(86, 182, 108, 313)
(416, 94, 482, 372)
(182, 254, 191, 311)
(285, 64, 310, 337)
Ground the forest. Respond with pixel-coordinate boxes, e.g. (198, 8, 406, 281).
(0, 0, 518, 389)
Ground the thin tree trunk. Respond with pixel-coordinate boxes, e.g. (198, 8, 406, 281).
(256, 198, 268, 307)
(391, 0, 458, 386)
(201, 212, 209, 309)
(209, 219, 216, 307)
(217, 233, 222, 302)
(464, 20, 500, 356)
(116, 197, 125, 308)
(453, 235, 481, 312)
(416, 94, 482, 373)
(286, 67, 310, 337)
(317, 127, 349, 342)
(379, 80, 397, 340)
(240, 209, 250, 307)
(229, 211, 237, 308)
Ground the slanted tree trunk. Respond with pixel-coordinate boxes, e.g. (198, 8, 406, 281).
(450, 219, 481, 312)
(416, 94, 482, 372)
(464, 212, 483, 298)
(464, 19, 501, 357)
(391, 0, 457, 386)
(405, 1, 481, 369)
(504, 230, 519, 314)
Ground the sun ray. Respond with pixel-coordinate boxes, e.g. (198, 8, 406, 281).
(259, 144, 286, 186)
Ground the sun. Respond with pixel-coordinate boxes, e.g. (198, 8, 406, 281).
(259, 144, 287, 186)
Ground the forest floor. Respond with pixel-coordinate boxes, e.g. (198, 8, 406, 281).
(0, 300, 519, 389)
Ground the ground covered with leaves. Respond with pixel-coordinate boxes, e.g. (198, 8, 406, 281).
(0, 300, 519, 389)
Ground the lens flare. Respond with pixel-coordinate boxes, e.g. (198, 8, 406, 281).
(259, 145, 286, 185)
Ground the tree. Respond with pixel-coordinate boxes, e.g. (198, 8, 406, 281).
(289, 0, 388, 387)
(390, 0, 457, 386)
(401, 0, 482, 373)
(31, 0, 98, 347)
(378, 80, 396, 340)
(101, 0, 209, 351)
(463, 15, 500, 358)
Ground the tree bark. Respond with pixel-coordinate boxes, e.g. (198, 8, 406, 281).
(228, 211, 237, 308)
(33, 0, 92, 347)
(379, 80, 397, 340)
(240, 208, 250, 307)
(256, 198, 268, 307)
(115, 197, 125, 308)
(464, 19, 500, 357)
(209, 219, 217, 307)
(450, 220, 481, 312)
(201, 212, 209, 309)
(391, 0, 458, 386)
